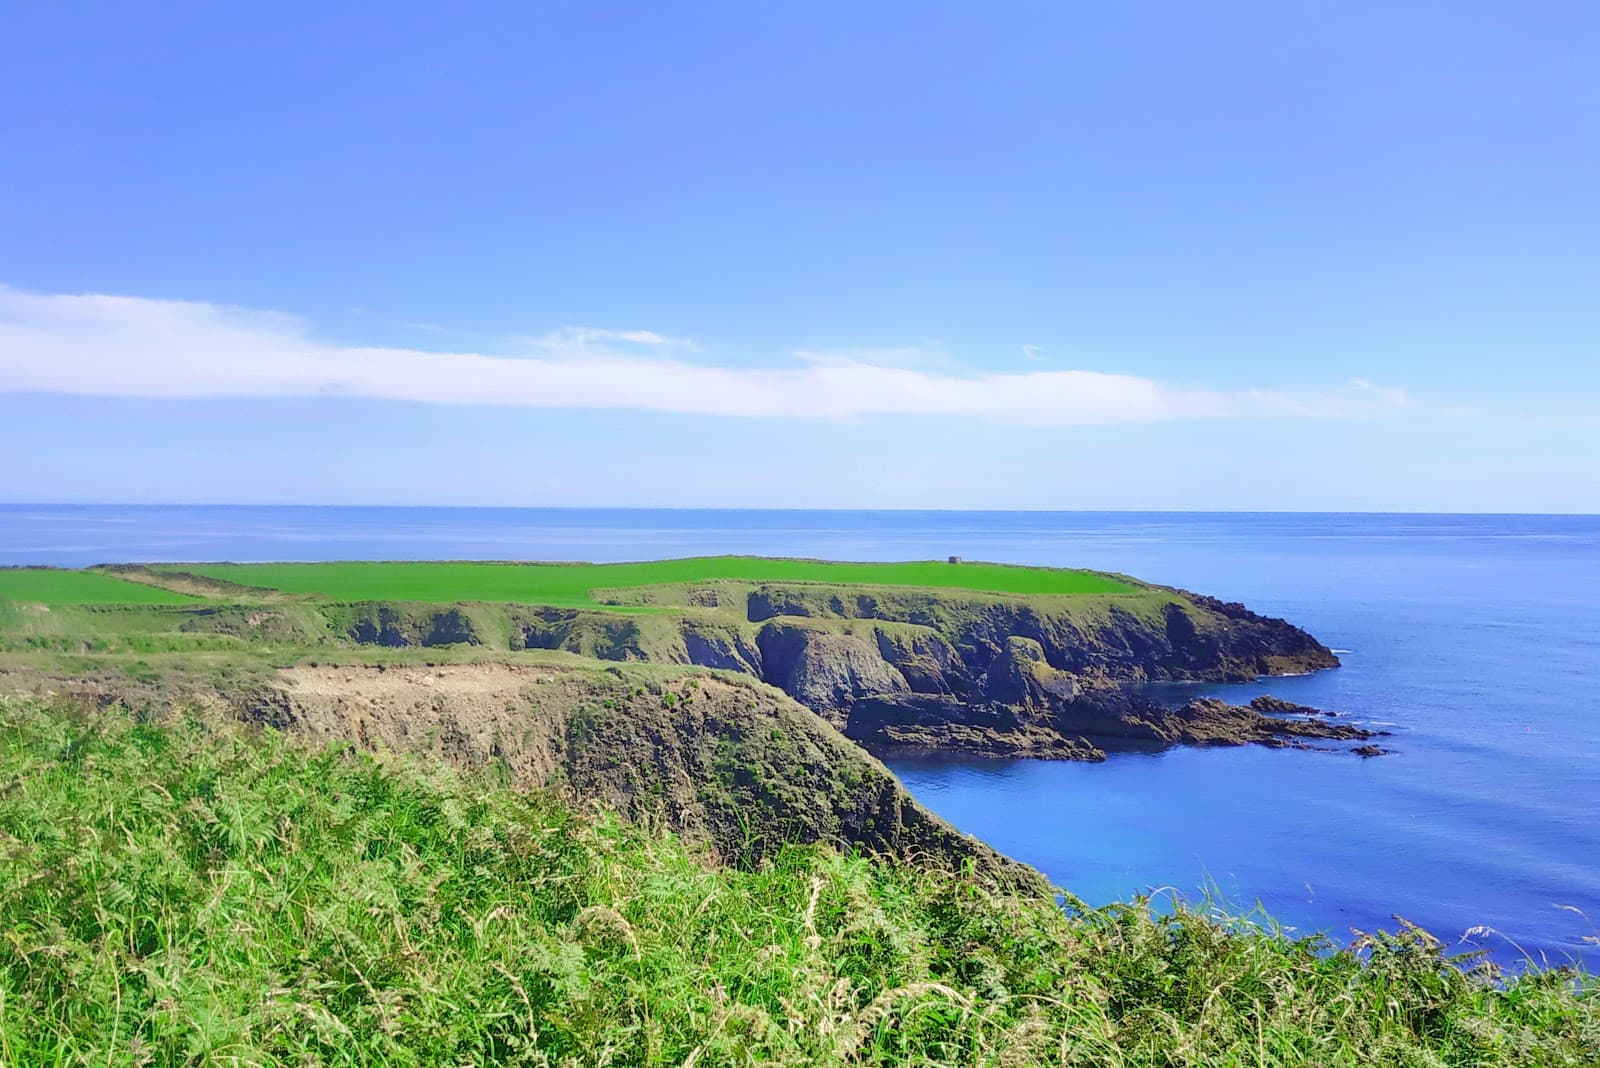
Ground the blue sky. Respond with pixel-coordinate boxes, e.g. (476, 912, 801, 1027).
(2, 2, 1596, 510)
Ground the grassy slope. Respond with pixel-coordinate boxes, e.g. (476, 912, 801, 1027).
(162, 557, 1136, 607)
(1, 699, 1593, 1067)
(0, 568, 199, 606)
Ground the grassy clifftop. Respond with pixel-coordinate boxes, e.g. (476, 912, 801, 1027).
(156, 557, 1137, 607)
(2, 698, 1593, 1066)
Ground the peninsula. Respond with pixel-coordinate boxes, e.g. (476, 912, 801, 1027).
(2, 556, 1377, 870)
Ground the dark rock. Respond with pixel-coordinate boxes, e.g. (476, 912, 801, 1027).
(1249, 695, 1331, 717)
(873, 628, 972, 695)
(345, 604, 481, 648)
(755, 624, 908, 721)
(682, 626, 763, 674)
(846, 694, 1104, 761)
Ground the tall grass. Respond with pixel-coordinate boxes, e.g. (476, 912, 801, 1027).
(1, 698, 1593, 1066)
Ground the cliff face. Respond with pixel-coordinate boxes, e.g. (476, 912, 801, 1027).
(507, 582, 1335, 676)
(739, 583, 1337, 681)
(496, 583, 1354, 757)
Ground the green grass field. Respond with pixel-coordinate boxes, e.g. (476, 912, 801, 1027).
(0, 568, 198, 605)
(164, 556, 1137, 606)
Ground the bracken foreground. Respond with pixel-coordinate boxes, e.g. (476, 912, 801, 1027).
(2, 698, 1595, 1067)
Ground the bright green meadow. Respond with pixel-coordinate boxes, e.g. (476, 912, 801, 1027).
(161, 557, 1137, 606)
(0, 567, 197, 606)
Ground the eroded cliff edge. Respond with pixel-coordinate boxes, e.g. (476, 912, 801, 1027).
(4, 660, 1038, 890)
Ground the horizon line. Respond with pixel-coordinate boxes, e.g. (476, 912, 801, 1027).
(2, 501, 1597, 519)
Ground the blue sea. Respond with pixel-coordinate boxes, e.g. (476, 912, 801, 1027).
(4, 505, 1598, 968)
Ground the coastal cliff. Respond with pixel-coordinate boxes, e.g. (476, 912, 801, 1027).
(34, 569, 1370, 761)
(492, 581, 1363, 757)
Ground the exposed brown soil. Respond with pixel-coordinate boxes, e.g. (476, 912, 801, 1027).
(97, 565, 291, 601)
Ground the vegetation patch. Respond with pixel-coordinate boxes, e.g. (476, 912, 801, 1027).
(0, 698, 1593, 1066)
(160, 557, 1137, 608)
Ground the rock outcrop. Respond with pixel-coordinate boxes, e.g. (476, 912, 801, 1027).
(839, 682, 1381, 759)
(677, 588, 1361, 758)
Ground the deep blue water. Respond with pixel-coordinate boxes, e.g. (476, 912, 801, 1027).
(3, 505, 1598, 967)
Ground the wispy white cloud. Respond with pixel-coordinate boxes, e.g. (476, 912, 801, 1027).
(1350, 377, 1412, 409)
(0, 286, 1411, 426)
(346, 306, 451, 334)
(1021, 344, 1043, 362)
(790, 345, 958, 372)
(524, 326, 690, 349)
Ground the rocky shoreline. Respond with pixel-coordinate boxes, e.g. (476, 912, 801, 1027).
(844, 690, 1384, 761)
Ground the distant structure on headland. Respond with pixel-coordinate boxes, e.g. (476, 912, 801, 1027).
(948, 555, 963, 564)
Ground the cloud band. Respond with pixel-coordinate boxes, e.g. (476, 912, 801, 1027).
(0, 286, 1402, 425)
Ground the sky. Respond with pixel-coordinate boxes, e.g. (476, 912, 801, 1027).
(2, 2, 1597, 511)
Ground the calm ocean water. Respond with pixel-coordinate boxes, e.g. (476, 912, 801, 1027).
(4, 505, 1598, 967)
